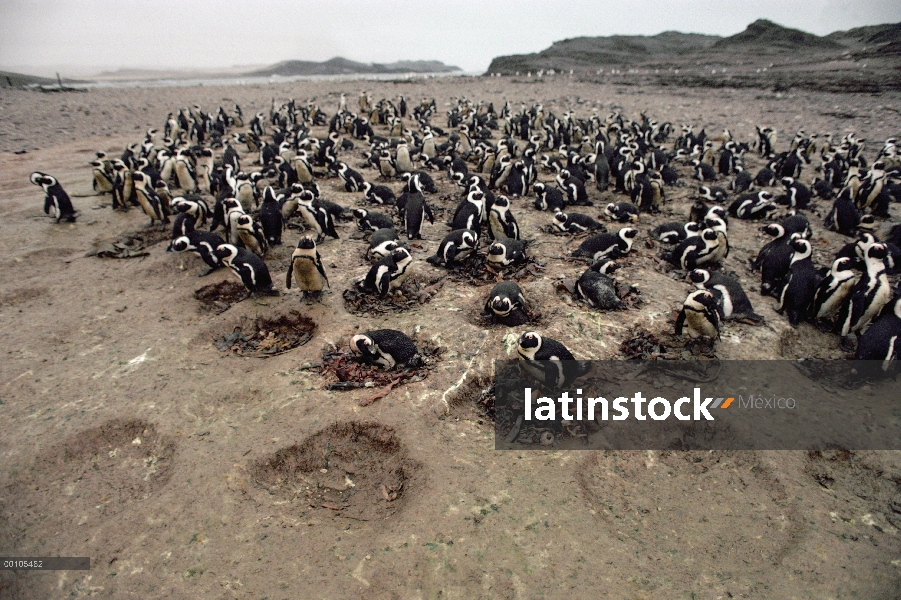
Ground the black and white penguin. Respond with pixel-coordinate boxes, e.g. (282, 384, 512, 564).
(675, 289, 721, 340)
(350, 329, 421, 369)
(699, 185, 727, 204)
(367, 228, 401, 260)
(362, 181, 396, 205)
(235, 214, 268, 257)
(30, 172, 77, 223)
(776, 238, 820, 327)
(729, 166, 755, 194)
(577, 260, 623, 310)
(488, 195, 520, 240)
(531, 183, 564, 214)
(759, 232, 802, 298)
(214, 243, 278, 296)
(451, 189, 485, 234)
(604, 202, 640, 223)
(484, 281, 530, 326)
(688, 269, 760, 321)
(90, 160, 115, 194)
(353, 207, 393, 232)
(838, 243, 892, 337)
(780, 210, 811, 239)
(131, 171, 168, 229)
(692, 159, 717, 182)
(553, 211, 605, 234)
(516, 332, 584, 389)
(557, 169, 590, 205)
(286, 236, 329, 300)
(751, 224, 790, 272)
(729, 191, 776, 220)
(335, 162, 365, 192)
(401, 192, 434, 240)
(487, 238, 527, 267)
(360, 247, 414, 296)
(778, 177, 812, 209)
(854, 297, 901, 369)
(571, 227, 638, 262)
(824, 187, 861, 237)
(650, 221, 701, 245)
(426, 229, 478, 267)
(167, 230, 226, 276)
(378, 149, 397, 179)
(171, 196, 209, 228)
(259, 187, 283, 246)
(811, 257, 858, 323)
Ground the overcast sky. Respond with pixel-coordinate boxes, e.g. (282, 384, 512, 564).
(1, 0, 899, 77)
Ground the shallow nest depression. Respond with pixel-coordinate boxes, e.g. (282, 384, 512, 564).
(445, 254, 545, 286)
(251, 421, 419, 522)
(319, 337, 443, 404)
(216, 311, 316, 357)
(447, 371, 496, 424)
(194, 280, 248, 314)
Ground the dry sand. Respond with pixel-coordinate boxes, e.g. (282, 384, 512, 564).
(1, 76, 900, 599)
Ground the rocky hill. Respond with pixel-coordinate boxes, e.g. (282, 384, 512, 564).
(245, 57, 460, 77)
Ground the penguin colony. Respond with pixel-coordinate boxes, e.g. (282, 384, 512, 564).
(31, 96, 901, 373)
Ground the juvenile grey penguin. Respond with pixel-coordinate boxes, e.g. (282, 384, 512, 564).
(286, 236, 329, 300)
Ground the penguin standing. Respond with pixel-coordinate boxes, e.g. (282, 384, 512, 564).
(214, 244, 278, 296)
(286, 236, 329, 301)
(675, 289, 721, 340)
(174, 150, 196, 192)
(451, 189, 485, 234)
(259, 187, 283, 246)
(577, 260, 623, 310)
(378, 150, 397, 179)
(299, 191, 339, 240)
(235, 214, 268, 257)
(90, 161, 114, 194)
(488, 195, 520, 240)
(484, 281, 530, 326)
(811, 257, 857, 324)
(131, 171, 168, 229)
(395, 141, 414, 174)
(688, 269, 760, 321)
(838, 243, 892, 337)
(401, 192, 434, 240)
(167, 230, 225, 276)
(350, 330, 421, 369)
(30, 172, 77, 223)
(776, 238, 820, 327)
(824, 187, 861, 237)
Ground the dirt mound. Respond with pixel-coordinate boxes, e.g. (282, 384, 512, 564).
(31, 419, 175, 516)
(194, 280, 247, 313)
(215, 311, 316, 357)
(251, 421, 420, 522)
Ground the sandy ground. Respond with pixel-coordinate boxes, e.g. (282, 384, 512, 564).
(1, 77, 900, 599)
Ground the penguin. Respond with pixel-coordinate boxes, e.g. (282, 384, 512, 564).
(516, 332, 583, 389)
(335, 162, 365, 192)
(286, 236, 329, 300)
(235, 213, 268, 257)
(488, 195, 520, 240)
(173, 151, 196, 192)
(729, 166, 755, 194)
(759, 232, 803, 298)
(353, 208, 394, 232)
(838, 243, 892, 337)
(577, 260, 623, 310)
(214, 244, 278, 296)
(666, 228, 721, 270)
(259, 187, 283, 246)
(426, 229, 478, 267)
(30, 172, 77, 223)
(298, 191, 339, 240)
(553, 211, 605, 234)
(811, 257, 858, 323)
(131, 171, 168, 229)
(650, 221, 701, 245)
(362, 181, 396, 205)
(533, 182, 566, 213)
(234, 172, 259, 211)
(604, 202, 640, 223)
(557, 169, 590, 205)
(487, 238, 527, 267)
(729, 191, 776, 220)
(776, 238, 820, 328)
(367, 228, 401, 260)
(689, 200, 709, 225)
(854, 297, 901, 370)
(378, 149, 397, 179)
(451, 189, 485, 234)
(171, 196, 209, 228)
(778, 177, 812, 209)
(170, 210, 195, 240)
(675, 289, 721, 340)
(167, 230, 225, 276)
(754, 162, 777, 187)
(824, 187, 861, 237)
(395, 140, 414, 174)
(780, 210, 812, 239)
(401, 191, 434, 240)
(572, 227, 638, 262)
(90, 161, 114, 194)
(692, 159, 717, 182)
(484, 281, 530, 326)
(699, 185, 727, 205)
(350, 329, 421, 369)
(688, 269, 760, 321)
(360, 247, 414, 296)
(293, 150, 315, 184)
(751, 224, 790, 272)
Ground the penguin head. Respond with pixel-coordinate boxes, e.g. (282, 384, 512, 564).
(789, 238, 812, 256)
(688, 269, 711, 286)
(590, 260, 618, 275)
(533, 182, 545, 194)
(299, 190, 315, 202)
(494, 196, 510, 209)
(831, 257, 855, 274)
(213, 244, 239, 262)
(169, 236, 190, 253)
(604, 202, 616, 215)
(761, 223, 784, 237)
(490, 296, 514, 316)
(781, 177, 794, 188)
(352, 208, 367, 219)
(517, 332, 543, 357)
(461, 231, 477, 246)
(705, 216, 727, 233)
(553, 212, 568, 224)
(154, 180, 169, 191)
(685, 222, 703, 235)
(687, 289, 718, 312)
(349, 334, 378, 358)
(131, 171, 147, 185)
(859, 214, 876, 230)
(702, 229, 719, 243)
(706, 206, 727, 222)
(297, 236, 316, 250)
(392, 247, 413, 266)
(469, 190, 484, 203)
(866, 243, 888, 262)
(619, 227, 639, 242)
(488, 242, 505, 257)
(29, 172, 50, 186)
(236, 214, 252, 227)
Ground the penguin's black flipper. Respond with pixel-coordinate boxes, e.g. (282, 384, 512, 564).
(674, 309, 686, 336)
(316, 252, 329, 288)
(424, 202, 435, 224)
(285, 258, 294, 289)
